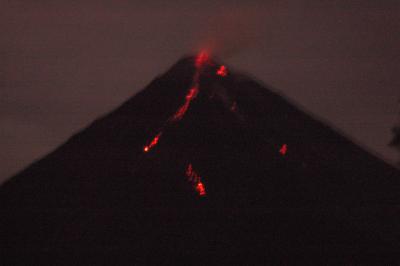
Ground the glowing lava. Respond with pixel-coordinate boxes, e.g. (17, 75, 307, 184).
(142, 51, 209, 154)
(171, 85, 199, 121)
(185, 163, 206, 197)
(216, 65, 228, 77)
(141, 51, 215, 197)
(174, 51, 210, 121)
(195, 50, 210, 69)
(279, 144, 288, 156)
(143, 132, 162, 153)
(196, 182, 206, 196)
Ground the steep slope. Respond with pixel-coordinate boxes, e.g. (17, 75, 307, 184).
(2, 53, 400, 264)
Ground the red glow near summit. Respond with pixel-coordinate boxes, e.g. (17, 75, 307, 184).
(195, 51, 210, 69)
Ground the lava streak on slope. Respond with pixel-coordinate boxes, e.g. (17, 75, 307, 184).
(171, 85, 199, 121)
(142, 51, 211, 154)
(171, 51, 210, 121)
(186, 163, 206, 196)
(143, 132, 162, 153)
(141, 51, 218, 197)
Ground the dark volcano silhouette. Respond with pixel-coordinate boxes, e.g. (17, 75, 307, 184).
(2, 55, 400, 264)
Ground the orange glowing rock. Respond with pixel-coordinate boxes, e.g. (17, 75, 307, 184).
(279, 144, 288, 156)
(216, 65, 228, 77)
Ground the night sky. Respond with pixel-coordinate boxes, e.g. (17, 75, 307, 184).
(1, 1, 399, 183)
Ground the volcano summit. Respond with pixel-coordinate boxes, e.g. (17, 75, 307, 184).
(2, 53, 400, 264)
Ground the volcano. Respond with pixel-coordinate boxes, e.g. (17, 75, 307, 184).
(2, 54, 400, 264)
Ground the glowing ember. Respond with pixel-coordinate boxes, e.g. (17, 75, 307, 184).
(196, 182, 206, 196)
(185, 163, 206, 197)
(216, 65, 228, 77)
(279, 144, 288, 156)
(195, 51, 209, 69)
(143, 132, 162, 153)
(172, 86, 199, 121)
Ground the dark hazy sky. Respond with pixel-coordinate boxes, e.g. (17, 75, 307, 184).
(1, 1, 399, 183)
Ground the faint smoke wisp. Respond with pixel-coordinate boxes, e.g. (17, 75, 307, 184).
(193, 6, 264, 59)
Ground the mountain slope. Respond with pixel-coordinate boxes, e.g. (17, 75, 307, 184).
(2, 54, 400, 264)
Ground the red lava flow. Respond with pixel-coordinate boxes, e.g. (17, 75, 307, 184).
(142, 51, 210, 153)
(143, 132, 162, 153)
(142, 51, 230, 197)
(279, 144, 288, 156)
(186, 163, 206, 196)
(171, 85, 199, 121)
